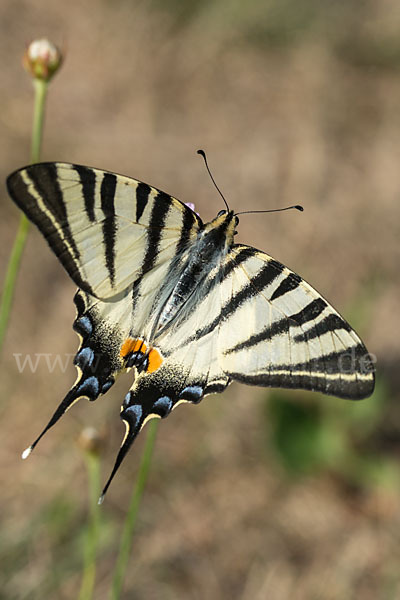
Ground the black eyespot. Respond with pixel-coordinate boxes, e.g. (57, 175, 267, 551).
(217, 209, 227, 217)
(234, 215, 239, 226)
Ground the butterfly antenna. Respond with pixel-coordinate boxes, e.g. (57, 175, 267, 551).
(235, 205, 304, 216)
(197, 149, 230, 212)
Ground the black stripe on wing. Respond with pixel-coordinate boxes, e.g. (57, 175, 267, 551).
(136, 182, 151, 222)
(7, 164, 95, 296)
(28, 164, 81, 261)
(290, 298, 327, 325)
(132, 191, 173, 308)
(224, 319, 291, 354)
(176, 204, 200, 255)
(205, 245, 257, 295)
(270, 272, 301, 301)
(73, 164, 96, 223)
(218, 257, 283, 322)
(100, 173, 117, 287)
(141, 191, 172, 272)
(294, 313, 352, 342)
(223, 298, 347, 355)
(228, 344, 375, 399)
(171, 253, 284, 351)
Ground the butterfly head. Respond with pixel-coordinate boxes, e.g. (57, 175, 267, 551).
(202, 209, 238, 251)
(216, 209, 239, 227)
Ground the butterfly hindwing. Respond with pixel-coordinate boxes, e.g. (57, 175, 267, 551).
(96, 270, 232, 496)
(23, 288, 134, 454)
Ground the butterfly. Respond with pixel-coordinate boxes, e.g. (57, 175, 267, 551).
(7, 160, 375, 501)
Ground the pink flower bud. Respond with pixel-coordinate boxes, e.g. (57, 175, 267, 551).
(185, 202, 199, 215)
(23, 38, 62, 81)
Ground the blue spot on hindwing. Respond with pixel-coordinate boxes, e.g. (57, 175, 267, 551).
(123, 404, 143, 428)
(77, 376, 99, 399)
(74, 347, 94, 369)
(74, 316, 93, 337)
(153, 395, 173, 417)
(180, 385, 203, 403)
(123, 392, 132, 408)
(101, 379, 114, 394)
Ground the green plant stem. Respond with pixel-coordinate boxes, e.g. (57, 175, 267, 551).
(79, 452, 102, 600)
(0, 78, 48, 354)
(0, 214, 30, 350)
(30, 79, 48, 162)
(110, 419, 159, 600)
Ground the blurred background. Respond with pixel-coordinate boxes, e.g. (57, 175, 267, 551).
(1, 0, 400, 598)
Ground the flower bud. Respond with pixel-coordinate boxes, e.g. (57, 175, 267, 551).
(77, 427, 106, 457)
(185, 202, 199, 215)
(23, 38, 62, 81)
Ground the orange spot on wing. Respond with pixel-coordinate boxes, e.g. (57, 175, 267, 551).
(120, 338, 134, 358)
(147, 348, 163, 373)
(120, 338, 162, 373)
(120, 338, 147, 358)
(135, 339, 147, 353)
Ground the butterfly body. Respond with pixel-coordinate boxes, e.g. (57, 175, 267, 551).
(7, 162, 375, 498)
(141, 210, 236, 338)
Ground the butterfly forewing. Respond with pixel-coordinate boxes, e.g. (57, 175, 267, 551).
(218, 245, 374, 399)
(7, 163, 202, 299)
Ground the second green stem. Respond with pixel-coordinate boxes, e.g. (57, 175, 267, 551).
(110, 419, 159, 600)
(0, 78, 48, 354)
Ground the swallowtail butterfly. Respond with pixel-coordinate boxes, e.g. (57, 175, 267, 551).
(7, 161, 375, 500)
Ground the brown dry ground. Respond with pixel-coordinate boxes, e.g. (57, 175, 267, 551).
(1, 1, 400, 599)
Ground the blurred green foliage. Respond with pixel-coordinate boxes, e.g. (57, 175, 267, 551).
(148, 0, 400, 69)
(0, 493, 118, 599)
(263, 273, 399, 492)
(264, 376, 399, 491)
(266, 392, 343, 475)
